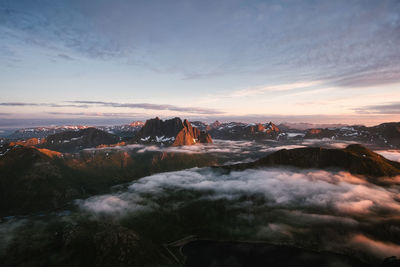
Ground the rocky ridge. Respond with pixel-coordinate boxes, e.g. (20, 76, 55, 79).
(227, 144, 400, 178)
(134, 117, 212, 146)
(40, 128, 120, 153)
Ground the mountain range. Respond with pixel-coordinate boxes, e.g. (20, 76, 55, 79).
(4, 119, 400, 149)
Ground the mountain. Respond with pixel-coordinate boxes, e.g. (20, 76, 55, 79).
(0, 143, 217, 216)
(40, 128, 120, 153)
(228, 144, 400, 178)
(7, 122, 144, 140)
(8, 137, 46, 146)
(304, 123, 400, 148)
(133, 117, 212, 146)
(210, 120, 222, 129)
(6, 120, 400, 148)
(129, 121, 145, 127)
(208, 121, 283, 141)
(190, 121, 208, 131)
(97, 121, 144, 139)
(369, 122, 400, 147)
(189, 120, 222, 132)
(7, 125, 90, 139)
(0, 146, 76, 215)
(278, 122, 349, 131)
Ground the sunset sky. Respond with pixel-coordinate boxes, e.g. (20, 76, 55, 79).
(1, 0, 400, 127)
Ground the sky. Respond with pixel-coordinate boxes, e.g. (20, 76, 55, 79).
(0, 0, 400, 127)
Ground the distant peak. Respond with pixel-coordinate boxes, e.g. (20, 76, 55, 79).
(129, 121, 144, 127)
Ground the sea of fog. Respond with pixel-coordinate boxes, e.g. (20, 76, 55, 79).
(77, 166, 400, 260)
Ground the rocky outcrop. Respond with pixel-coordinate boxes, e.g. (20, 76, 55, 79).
(209, 120, 222, 130)
(134, 117, 212, 146)
(265, 122, 280, 133)
(227, 144, 400, 178)
(129, 121, 145, 127)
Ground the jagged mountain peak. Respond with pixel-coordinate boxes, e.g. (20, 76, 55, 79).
(134, 117, 212, 146)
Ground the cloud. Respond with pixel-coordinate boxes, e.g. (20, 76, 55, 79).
(0, 101, 223, 115)
(47, 112, 144, 117)
(85, 140, 308, 161)
(354, 102, 400, 115)
(2, 0, 400, 86)
(57, 53, 74, 60)
(80, 195, 130, 215)
(331, 68, 400, 88)
(83, 144, 145, 152)
(300, 139, 357, 148)
(83, 139, 269, 166)
(68, 101, 223, 115)
(135, 140, 263, 155)
(228, 81, 323, 98)
(0, 102, 88, 108)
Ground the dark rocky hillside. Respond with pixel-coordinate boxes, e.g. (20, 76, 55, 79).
(41, 128, 120, 153)
(228, 144, 400, 178)
(304, 123, 400, 148)
(0, 145, 217, 217)
(182, 240, 372, 267)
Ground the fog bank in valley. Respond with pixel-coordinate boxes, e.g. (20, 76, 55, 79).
(79, 166, 400, 261)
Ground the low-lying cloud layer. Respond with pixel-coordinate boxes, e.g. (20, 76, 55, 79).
(84, 139, 396, 168)
(79, 167, 400, 260)
(85, 139, 357, 155)
(83, 140, 310, 165)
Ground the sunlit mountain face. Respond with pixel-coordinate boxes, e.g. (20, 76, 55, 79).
(1, 0, 400, 266)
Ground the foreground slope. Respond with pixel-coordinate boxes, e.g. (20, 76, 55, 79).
(0, 144, 217, 216)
